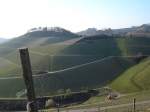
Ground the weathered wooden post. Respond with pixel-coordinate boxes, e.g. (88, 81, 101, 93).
(133, 98, 136, 112)
(19, 48, 38, 112)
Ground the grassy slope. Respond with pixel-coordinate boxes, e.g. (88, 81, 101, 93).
(0, 57, 20, 76)
(61, 38, 121, 55)
(0, 30, 78, 48)
(1, 37, 150, 76)
(134, 60, 150, 90)
(0, 36, 150, 97)
(110, 57, 150, 93)
(0, 30, 78, 59)
(0, 37, 81, 75)
(0, 57, 135, 98)
(0, 37, 122, 76)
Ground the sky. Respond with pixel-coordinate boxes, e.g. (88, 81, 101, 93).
(0, 0, 150, 39)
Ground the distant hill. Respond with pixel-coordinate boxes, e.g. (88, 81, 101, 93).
(1, 27, 78, 48)
(78, 24, 150, 37)
(0, 27, 79, 57)
(126, 24, 150, 37)
(77, 28, 113, 36)
(26, 27, 78, 38)
(77, 28, 99, 36)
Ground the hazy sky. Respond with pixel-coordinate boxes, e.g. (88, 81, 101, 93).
(0, 0, 150, 38)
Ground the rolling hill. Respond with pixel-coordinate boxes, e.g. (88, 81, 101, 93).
(0, 25, 150, 97)
(78, 24, 150, 37)
(1, 35, 150, 76)
(0, 27, 78, 49)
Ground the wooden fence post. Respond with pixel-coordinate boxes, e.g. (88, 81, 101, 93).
(19, 48, 38, 112)
(133, 98, 136, 112)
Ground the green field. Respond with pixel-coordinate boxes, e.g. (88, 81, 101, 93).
(1, 36, 150, 76)
(0, 56, 136, 97)
(0, 35, 150, 98)
(110, 57, 150, 93)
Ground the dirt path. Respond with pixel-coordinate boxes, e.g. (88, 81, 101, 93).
(60, 100, 150, 112)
